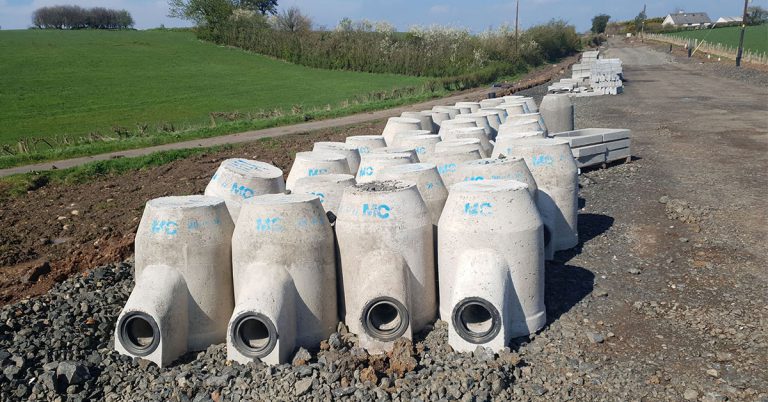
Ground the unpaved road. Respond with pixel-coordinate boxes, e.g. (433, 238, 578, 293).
(0, 41, 767, 400)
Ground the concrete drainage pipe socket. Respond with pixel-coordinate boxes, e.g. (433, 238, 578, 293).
(370, 146, 421, 163)
(292, 174, 356, 216)
(539, 94, 574, 135)
(435, 138, 487, 159)
(432, 106, 461, 119)
(392, 134, 442, 163)
(204, 159, 285, 223)
(356, 153, 413, 183)
(336, 181, 436, 353)
(438, 120, 478, 140)
(401, 111, 435, 133)
(438, 180, 546, 350)
(285, 151, 350, 191)
(313, 142, 362, 174)
(430, 149, 483, 188)
(116, 195, 235, 367)
(345, 135, 387, 155)
(503, 138, 579, 251)
(442, 127, 492, 157)
(228, 193, 337, 365)
(382, 117, 422, 145)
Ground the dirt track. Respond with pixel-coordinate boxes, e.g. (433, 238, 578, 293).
(0, 39, 767, 399)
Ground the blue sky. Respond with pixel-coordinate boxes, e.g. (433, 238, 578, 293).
(1, 0, 766, 31)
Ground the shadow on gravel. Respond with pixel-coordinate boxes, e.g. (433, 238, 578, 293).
(556, 213, 614, 264)
(544, 263, 594, 324)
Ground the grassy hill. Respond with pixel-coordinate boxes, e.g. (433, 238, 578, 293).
(0, 29, 427, 149)
(662, 24, 768, 53)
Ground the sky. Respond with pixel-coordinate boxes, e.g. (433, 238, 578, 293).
(1, 0, 766, 32)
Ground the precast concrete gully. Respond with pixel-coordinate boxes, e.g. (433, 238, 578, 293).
(435, 138, 487, 159)
(438, 180, 546, 352)
(344, 134, 387, 155)
(292, 174, 356, 216)
(285, 151, 351, 191)
(312, 142, 362, 174)
(431, 105, 461, 119)
(356, 152, 413, 183)
(499, 113, 548, 136)
(455, 113, 494, 139)
(115, 195, 235, 367)
(203, 159, 285, 222)
(228, 193, 337, 365)
(442, 127, 493, 157)
(400, 111, 436, 133)
(438, 119, 478, 140)
(381, 117, 422, 145)
(426, 110, 451, 130)
(454, 101, 481, 113)
(430, 148, 483, 187)
(391, 134, 442, 162)
(369, 146, 421, 163)
(390, 130, 432, 145)
(539, 93, 575, 134)
(336, 180, 436, 354)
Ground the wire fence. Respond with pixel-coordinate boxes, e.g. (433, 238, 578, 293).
(646, 33, 768, 65)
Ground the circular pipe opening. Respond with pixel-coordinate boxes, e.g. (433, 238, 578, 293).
(452, 297, 501, 344)
(118, 312, 160, 356)
(362, 297, 409, 342)
(232, 313, 277, 359)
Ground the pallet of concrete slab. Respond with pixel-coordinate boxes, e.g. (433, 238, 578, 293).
(550, 128, 631, 168)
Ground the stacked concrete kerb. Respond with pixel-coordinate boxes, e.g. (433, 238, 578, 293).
(228, 193, 336, 365)
(336, 180, 436, 353)
(539, 94, 575, 134)
(345, 135, 387, 155)
(503, 138, 579, 254)
(392, 134, 442, 162)
(431, 148, 483, 187)
(356, 152, 413, 183)
(204, 159, 285, 222)
(292, 174, 356, 215)
(313, 142, 362, 173)
(286, 151, 350, 191)
(116, 195, 235, 367)
(401, 111, 435, 133)
(382, 117, 422, 145)
(438, 180, 545, 352)
(550, 128, 632, 168)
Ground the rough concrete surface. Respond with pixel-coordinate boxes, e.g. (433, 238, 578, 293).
(0, 40, 767, 401)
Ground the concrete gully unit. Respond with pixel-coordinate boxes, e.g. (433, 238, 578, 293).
(345, 135, 387, 155)
(432, 105, 461, 119)
(313, 142, 362, 174)
(426, 110, 451, 130)
(356, 152, 414, 183)
(438, 119, 478, 139)
(502, 138, 579, 252)
(430, 149, 483, 187)
(204, 159, 285, 223)
(539, 94, 575, 134)
(382, 117, 422, 145)
(115, 195, 235, 367)
(227, 193, 337, 365)
(435, 138, 487, 159)
(442, 127, 493, 157)
(335, 181, 436, 353)
(400, 111, 435, 133)
(285, 151, 350, 191)
(292, 174, 357, 216)
(392, 134, 442, 162)
(369, 146, 421, 163)
(438, 180, 545, 352)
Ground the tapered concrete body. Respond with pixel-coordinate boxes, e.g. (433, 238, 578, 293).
(292, 174, 356, 215)
(382, 117, 422, 145)
(392, 130, 431, 143)
(431, 149, 483, 187)
(481, 107, 509, 123)
(229, 194, 337, 365)
(520, 97, 539, 113)
(204, 159, 285, 222)
(438, 119, 477, 139)
(117, 196, 235, 367)
(499, 114, 548, 137)
(455, 102, 481, 113)
(456, 114, 493, 138)
(356, 153, 413, 183)
(443, 127, 492, 157)
(286, 151, 350, 191)
(479, 98, 505, 108)
(438, 180, 546, 350)
(370, 146, 421, 163)
(392, 134, 442, 162)
(432, 106, 461, 119)
(378, 164, 448, 226)
(336, 181, 436, 353)
(401, 111, 435, 133)
(494, 130, 545, 143)
(427, 110, 451, 130)
(503, 95, 525, 102)
(503, 138, 579, 251)
(435, 138, 487, 158)
(476, 110, 502, 137)
(346, 135, 387, 155)
(539, 94, 575, 134)
(497, 102, 529, 116)
(313, 142, 362, 174)
(456, 106, 473, 114)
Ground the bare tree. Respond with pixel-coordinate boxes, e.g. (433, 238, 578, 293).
(274, 6, 312, 32)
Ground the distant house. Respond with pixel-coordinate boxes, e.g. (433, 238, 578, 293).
(662, 11, 712, 27)
(716, 16, 742, 25)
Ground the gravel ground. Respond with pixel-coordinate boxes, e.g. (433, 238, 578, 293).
(1, 42, 767, 401)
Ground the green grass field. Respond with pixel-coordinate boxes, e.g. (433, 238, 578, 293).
(0, 29, 427, 147)
(663, 24, 768, 53)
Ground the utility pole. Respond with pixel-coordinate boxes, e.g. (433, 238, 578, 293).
(736, 0, 749, 67)
(641, 4, 646, 42)
(515, 0, 520, 57)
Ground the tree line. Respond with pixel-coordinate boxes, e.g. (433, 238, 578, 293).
(32, 5, 134, 30)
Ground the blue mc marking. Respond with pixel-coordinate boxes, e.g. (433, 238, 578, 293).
(464, 202, 493, 216)
(362, 204, 391, 219)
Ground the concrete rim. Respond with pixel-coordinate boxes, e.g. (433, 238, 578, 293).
(220, 159, 283, 179)
(295, 151, 348, 162)
(451, 297, 501, 344)
(147, 195, 224, 210)
(231, 312, 278, 359)
(118, 312, 161, 357)
(250, 193, 319, 205)
(464, 157, 522, 166)
(351, 180, 414, 194)
(361, 297, 410, 342)
(451, 179, 529, 193)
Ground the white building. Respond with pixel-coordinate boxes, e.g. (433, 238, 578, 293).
(662, 11, 712, 28)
